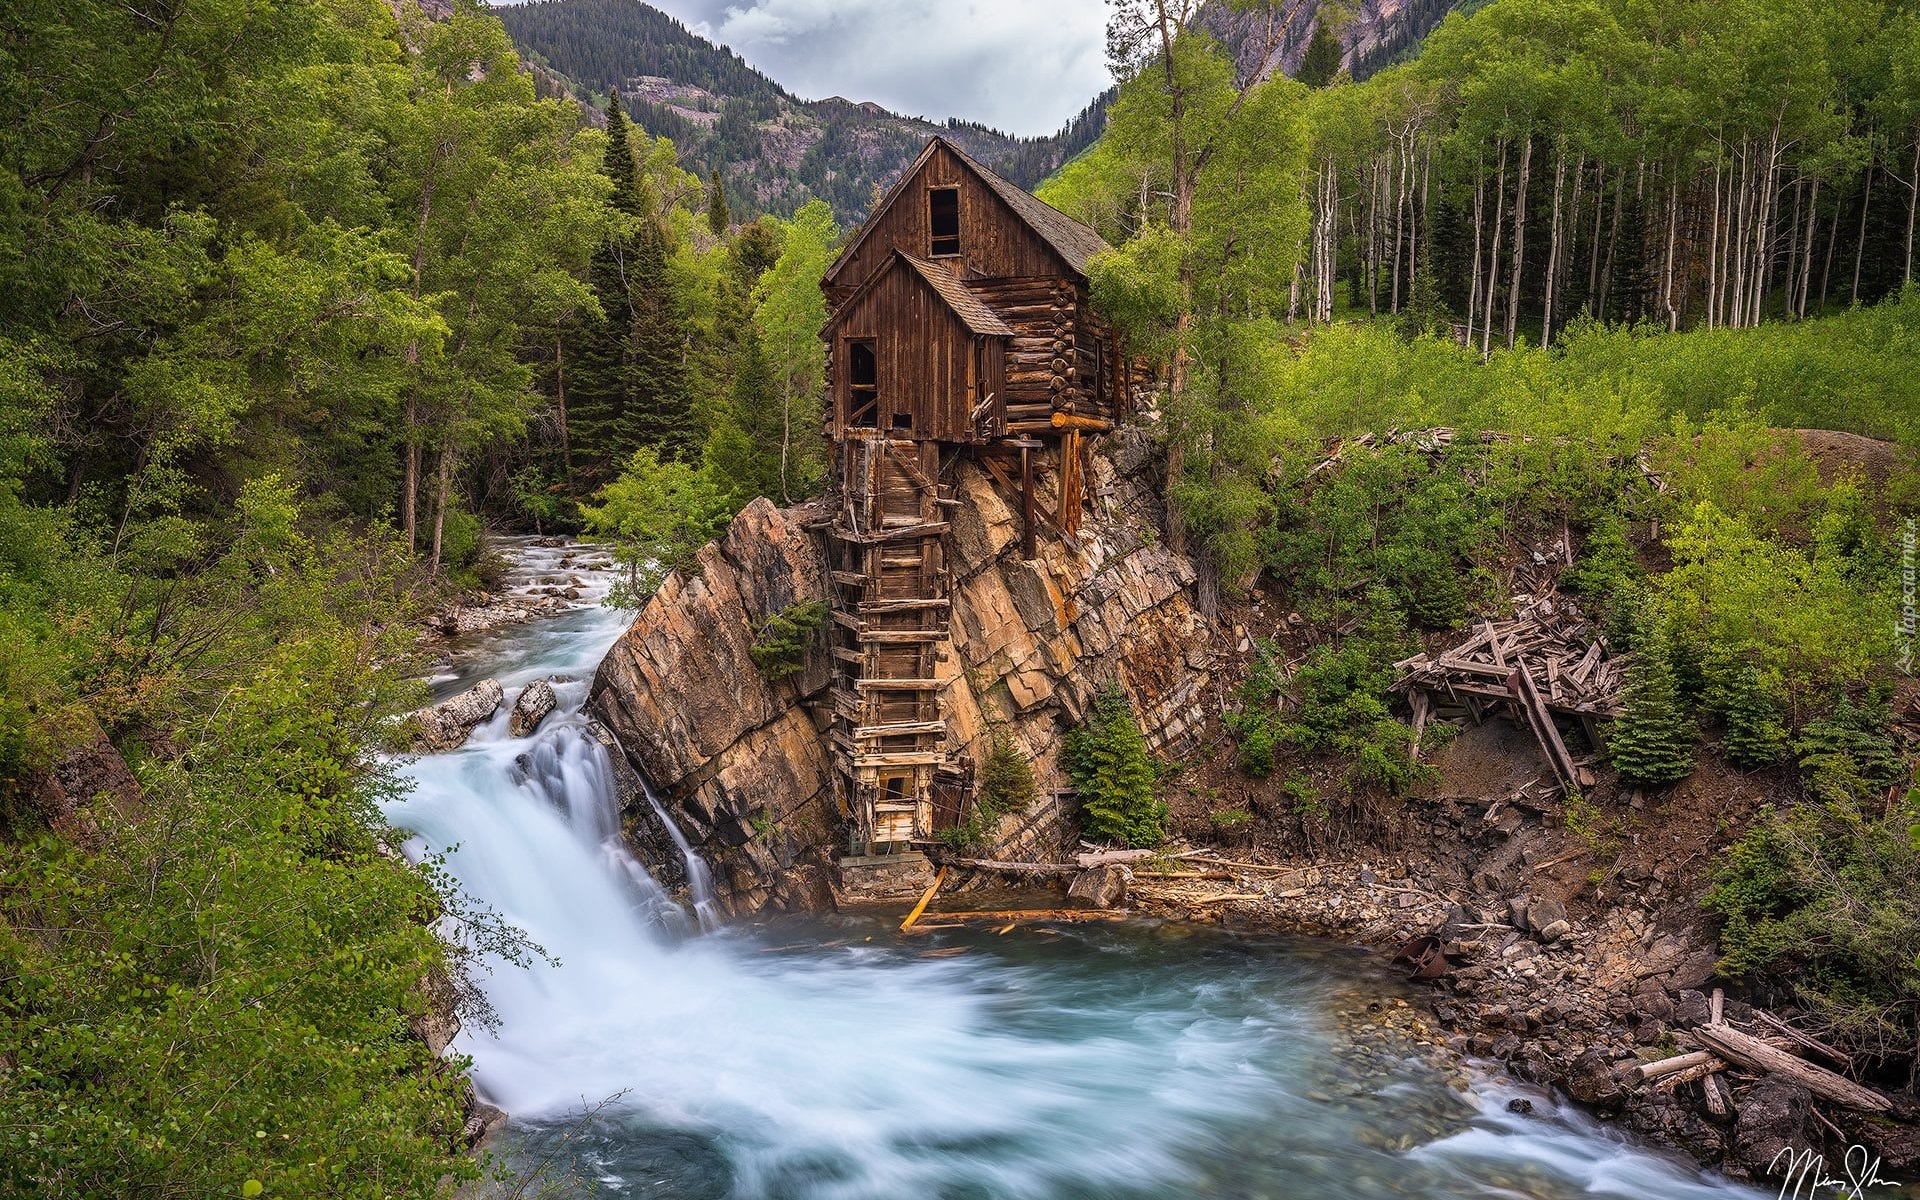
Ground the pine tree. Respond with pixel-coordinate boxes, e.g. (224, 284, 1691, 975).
(621, 204, 696, 458)
(1297, 21, 1344, 88)
(706, 167, 731, 236)
(1608, 633, 1698, 788)
(565, 91, 643, 486)
(1720, 661, 1789, 768)
(1064, 687, 1166, 847)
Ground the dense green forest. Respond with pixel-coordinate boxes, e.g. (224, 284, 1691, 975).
(494, 0, 1113, 220)
(4, 0, 1920, 1191)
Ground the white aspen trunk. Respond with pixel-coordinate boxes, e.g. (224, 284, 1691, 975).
(1389, 131, 1407, 313)
(1484, 141, 1509, 359)
(1905, 133, 1918, 285)
(1598, 159, 1623, 324)
(1785, 176, 1804, 319)
(1852, 162, 1874, 304)
(1468, 155, 1486, 346)
(1587, 161, 1607, 315)
(1706, 149, 1724, 329)
(1729, 137, 1751, 328)
(1543, 146, 1567, 346)
(1506, 133, 1533, 350)
(1819, 188, 1841, 312)
(1799, 177, 1821, 319)
(1662, 174, 1681, 330)
(1564, 153, 1587, 332)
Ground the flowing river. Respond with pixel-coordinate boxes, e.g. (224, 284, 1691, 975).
(383, 540, 1763, 1200)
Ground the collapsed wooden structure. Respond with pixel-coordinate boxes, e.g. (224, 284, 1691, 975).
(1394, 596, 1627, 792)
(818, 137, 1145, 853)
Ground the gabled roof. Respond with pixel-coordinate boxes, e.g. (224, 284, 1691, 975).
(822, 136, 1112, 287)
(824, 250, 1015, 338)
(899, 254, 1015, 336)
(937, 140, 1112, 277)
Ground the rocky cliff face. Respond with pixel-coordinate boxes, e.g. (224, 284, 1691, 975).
(588, 441, 1213, 914)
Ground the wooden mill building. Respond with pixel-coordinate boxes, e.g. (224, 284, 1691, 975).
(818, 136, 1142, 855)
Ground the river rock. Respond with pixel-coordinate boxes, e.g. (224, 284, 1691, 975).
(1562, 1048, 1626, 1109)
(409, 679, 504, 752)
(461, 1102, 508, 1148)
(1067, 864, 1130, 909)
(1732, 1078, 1812, 1177)
(508, 679, 557, 737)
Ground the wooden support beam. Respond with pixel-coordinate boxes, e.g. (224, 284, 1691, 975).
(857, 598, 950, 613)
(831, 646, 867, 665)
(1050, 412, 1111, 432)
(852, 721, 948, 739)
(835, 522, 951, 544)
(855, 630, 947, 645)
(831, 570, 871, 588)
(852, 751, 947, 768)
(854, 678, 947, 691)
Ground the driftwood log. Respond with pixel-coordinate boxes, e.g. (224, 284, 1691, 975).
(1637, 1050, 1720, 1082)
(1691, 1024, 1891, 1112)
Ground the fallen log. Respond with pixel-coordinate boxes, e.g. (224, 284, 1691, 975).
(907, 908, 1130, 926)
(1654, 1062, 1726, 1093)
(1704, 1072, 1735, 1117)
(1637, 1050, 1719, 1082)
(1692, 1023, 1891, 1112)
(899, 866, 949, 932)
(1751, 1009, 1854, 1071)
(946, 858, 1078, 876)
(1076, 848, 1154, 868)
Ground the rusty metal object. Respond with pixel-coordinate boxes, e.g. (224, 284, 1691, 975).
(1392, 934, 1452, 979)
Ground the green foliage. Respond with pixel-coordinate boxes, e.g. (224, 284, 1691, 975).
(1706, 792, 1920, 1051)
(1064, 687, 1167, 848)
(1560, 508, 1639, 598)
(749, 599, 828, 681)
(940, 728, 1040, 852)
(1716, 659, 1791, 769)
(1276, 592, 1433, 796)
(1607, 629, 1699, 789)
(1795, 695, 1904, 806)
(578, 447, 738, 605)
(1224, 640, 1286, 777)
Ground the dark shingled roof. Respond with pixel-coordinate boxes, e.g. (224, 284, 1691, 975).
(899, 254, 1016, 336)
(823, 136, 1113, 286)
(936, 139, 1113, 277)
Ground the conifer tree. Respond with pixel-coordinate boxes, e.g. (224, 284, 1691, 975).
(1065, 687, 1166, 847)
(567, 92, 643, 486)
(622, 202, 696, 457)
(706, 167, 731, 235)
(1297, 21, 1344, 88)
(1720, 660, 1789, 769)
(1608, 632, 1698, 788)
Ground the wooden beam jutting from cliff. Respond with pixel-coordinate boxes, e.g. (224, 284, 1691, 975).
(1393, 595, 1626, 791)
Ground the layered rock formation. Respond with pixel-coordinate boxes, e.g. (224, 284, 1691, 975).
(588, 445, 1214, 914)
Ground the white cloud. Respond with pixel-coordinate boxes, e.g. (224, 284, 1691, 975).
(653, 0, 1112, 136)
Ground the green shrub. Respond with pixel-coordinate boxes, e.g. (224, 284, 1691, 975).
(1795, 695, 1903, 805)
(1274, 592, 1432, 796)
(749, 599, 829, 681)
(940, 728, 1040, 852)
(1224, 640, 1285, 777)
(1607, 629, 1698, 788)
(1065, 687, 1166, 848)
(1714, 658, 1790, 768)
(1705, 791, 1920, 1051)
(1561, 508, 1639, 597)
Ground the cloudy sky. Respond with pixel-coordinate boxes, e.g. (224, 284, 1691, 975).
(638, 0, 1114, 137)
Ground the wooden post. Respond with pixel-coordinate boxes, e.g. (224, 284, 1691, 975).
(1019, 441, 1037, 559)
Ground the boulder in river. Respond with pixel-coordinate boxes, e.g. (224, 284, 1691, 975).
(509, 679, 557, 737)
(1067, 865, 1130, 909)
(1732, 1078, 1812, 1177)
(409, 679, 503, 752)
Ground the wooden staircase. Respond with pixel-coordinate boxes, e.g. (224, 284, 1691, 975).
(827, 434, 955, 851)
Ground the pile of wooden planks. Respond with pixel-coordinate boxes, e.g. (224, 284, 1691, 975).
(1395, 596, 1627, 791)
(1637, 990, 1890, 1116)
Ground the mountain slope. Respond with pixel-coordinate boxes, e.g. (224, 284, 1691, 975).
(495, 0, 1109, 222)
(1204, 0, 1473, 85)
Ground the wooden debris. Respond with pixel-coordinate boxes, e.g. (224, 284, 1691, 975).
(1395, 593, 1625, 792)
(1751, 1009, 1854, 1071)
(899, 866, 948, 932)
(1692, 1023, 1891, 1112)
(1189, 892, 1264, 904)
(1637, 1051, 1719, 1082)
(946, 858, 1079, 876)
(1075, 848, 1154, 868)
(1704, 1071, 1735, 1117)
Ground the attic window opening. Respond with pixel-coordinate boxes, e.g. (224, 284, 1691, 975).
(848, 339, 878, 428)
(929, 187, 960, 257)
